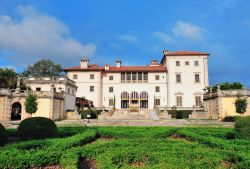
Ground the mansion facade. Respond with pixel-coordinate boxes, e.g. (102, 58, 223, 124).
(64, 50, 209, 110)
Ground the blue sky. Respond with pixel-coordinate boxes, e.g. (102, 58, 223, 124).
(0, 0, 249, 87)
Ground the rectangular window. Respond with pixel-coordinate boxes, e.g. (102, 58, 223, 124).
(185, 61, 189, 65)
(36, 87, 41, 91)
(176, 74, 181, 83)
(155, 86, 160, 92)
(176, 96, 182, 107)
(138, 73, 142, 81)
(126, 73, 131, 83)
(132, 72, 137, 82)
(73, 74, 77, 80)
(195, 74, 200, 83)
(195, 96, 202, 107)
(195, 61, 199, 66)
(90, 86, 94, 92)
(155, 99, 160, 106)
(109, 99, 114, 106)
(90, 74, 94, 79)
(143, 73, 148, 82)
(109, 76, 113, 80)
(109, 87, 113, 93)
(155, 75, 160, 80)
(121, 73, 125, 83)
(176, 61, 180, 66)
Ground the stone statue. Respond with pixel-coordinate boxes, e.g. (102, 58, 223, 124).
(15, 76, 21, 94)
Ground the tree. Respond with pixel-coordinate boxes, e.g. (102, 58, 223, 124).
(25, 93, 38, 116)
(22, 59, 63, 77)
(0, 68, 17, 88)
(234, 94, 248, 116)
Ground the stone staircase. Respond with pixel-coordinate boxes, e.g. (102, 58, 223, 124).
(106, 109, 155, 120)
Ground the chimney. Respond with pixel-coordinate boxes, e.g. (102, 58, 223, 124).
(80, 58, 89, 68)
(151, 59, 158, 65)
(116, 60, 122, 68)
(104, 64, 110, 70)
(163, 50, 170, 55)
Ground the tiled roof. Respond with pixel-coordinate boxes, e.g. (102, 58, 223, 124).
(105, 65, 167, 72)
(64, 65, 167, 72)
(165, 51, 209, 56)
(64, 66, 103, 71)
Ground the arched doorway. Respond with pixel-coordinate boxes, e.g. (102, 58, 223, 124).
(11, 102, 22, 121)
(130, 91, 139, 105)
(121, 92, 129, 109)
(140, 92, 148, 109)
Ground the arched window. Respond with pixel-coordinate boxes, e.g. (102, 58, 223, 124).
(121, 92, 129, 100)
(131, 91, 139, 100)
(140, 91, 148, 100)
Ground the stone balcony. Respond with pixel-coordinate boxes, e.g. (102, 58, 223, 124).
(24, 76, 77, 87)
(204, 89, 250, 100)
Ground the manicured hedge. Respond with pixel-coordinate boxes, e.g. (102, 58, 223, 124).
(0, 129, 98, 169)
(18, 117, 58, 140)
(223, 116, 240, 122)
(234, 116, 250, 139)
(0, 124, 8, 146)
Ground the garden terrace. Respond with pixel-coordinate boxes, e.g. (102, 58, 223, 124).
(0, 126, 249, 169)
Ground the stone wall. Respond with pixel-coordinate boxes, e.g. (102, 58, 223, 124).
(0, 89, 65, 122)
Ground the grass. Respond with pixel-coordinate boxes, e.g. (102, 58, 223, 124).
(1, 126, 250, 169)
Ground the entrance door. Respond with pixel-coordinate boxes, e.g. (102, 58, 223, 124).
(121, 100, 129, 109)
(140, 100, 148, 109)
(11, 102, 22, 121)
(140, 92, 148, 109)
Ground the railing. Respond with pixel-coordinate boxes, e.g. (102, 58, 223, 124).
(157, 106, 204, 111)
(204, 89, 250, 99)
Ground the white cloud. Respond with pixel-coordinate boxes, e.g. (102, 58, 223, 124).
(109, 43, 125, 51)
(117, 34, 138, 43)
(152, 31, 174, 43)
(0, 5, 96, 66)
(172, 21, 204, 41)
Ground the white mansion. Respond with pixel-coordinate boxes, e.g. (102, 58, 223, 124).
(64, 50, 209, 110)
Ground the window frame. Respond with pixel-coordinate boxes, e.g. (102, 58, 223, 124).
(176, 74, 181, 83)
(90, 86, 94, 92)
(176, 61, 180, 66)
(90, 74, 95, 79)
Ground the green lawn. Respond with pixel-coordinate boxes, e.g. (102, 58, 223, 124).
(1, 126, 249, 169)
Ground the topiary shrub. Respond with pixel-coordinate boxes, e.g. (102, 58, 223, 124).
(0, 123, 8, 146)
(223, 116, 240, 122)
(18, 117, 58, 140)
(234, 116, 250, 139)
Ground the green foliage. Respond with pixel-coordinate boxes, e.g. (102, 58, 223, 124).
(0, 68, 17, 88)
(223, 116, 240, 122)
(0, 68, 28, 89)
(206, 82, 244, 93)
(0, 129, 98, 169)
(0, 124, 8, 147)
(234, 116, 250, 139)
(25, 93, 38, 115)
(1, 127, 250, 168)
(22, 59, 62, 77)
(234, 95, 248, 116)
(18, 117, 58, 140)
(168, 110, 192, 119)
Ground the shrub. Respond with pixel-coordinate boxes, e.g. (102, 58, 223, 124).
(0, 123, 8, 146)
(18, 117, 58, 140)
(223, 116, 240, 122)
(234, 116, 250, 139)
